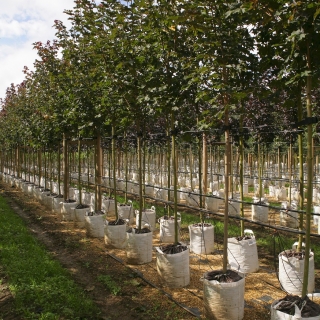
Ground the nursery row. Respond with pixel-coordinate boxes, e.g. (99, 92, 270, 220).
(1, 170, 320, 319)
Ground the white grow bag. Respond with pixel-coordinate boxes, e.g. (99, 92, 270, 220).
(85, 213, 105, 238)
(126, 229, 153, 265)
(279, 249, 315, 296)
(203, 272, 245, 320)
(156, 246, 190, 288)
(159, 214, 181, 243)
(135, 206, 156, 231)
(252, 198, 269, 223)
(118, 202, 134, 225)
(61, 201, 77, 221)
(228, 229, 259, 274)
(104, 221, 127, 249)
(205, 196, 220, 212)
(74, 207, 89, 228)
(280, 202, 298, 229)
(314, 205, 320, 225)
(179, 187, 192, 203)
(276, 186, 287, 201)
(229, 199, 240, 217)
(271, 299, 320, 320)
(187, 190, 200, 207)
(189, 223, 214, 255)
(52, 196, 63, 215)
(102, 197, 115, 215)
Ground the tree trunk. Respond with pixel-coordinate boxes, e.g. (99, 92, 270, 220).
(63, 133, 69, 201)
(112, 125, 118, 219)
(95, 132, 102, 212)
(302, 73, 313, 297)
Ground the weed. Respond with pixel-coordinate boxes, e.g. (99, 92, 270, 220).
(97, 274, 121, 295)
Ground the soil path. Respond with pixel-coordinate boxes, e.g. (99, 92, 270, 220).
(0, 182, 194, 320)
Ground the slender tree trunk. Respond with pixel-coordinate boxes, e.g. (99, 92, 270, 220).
(78, 138, 83, 205)
(167, 123, 171, 215)
(57, 144, 61, 196)
(202, 133, 208, 212)
(112, 125, 118, 219)
(137, 132, 143, 231)
(239, 110, 245, 236)
(95, 132, 102, 212)
(63, 133, 69, 201)
(198, 136, 202, 210)
(302, 72, 313, 297)
(222, 66, 230, 273)
(124, 134, 128, 203)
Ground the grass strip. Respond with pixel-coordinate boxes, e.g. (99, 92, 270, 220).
(0, 194, 99, 320)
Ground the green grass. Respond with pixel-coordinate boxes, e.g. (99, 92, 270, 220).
(0, 195, 99, 320)
(97, 274, 121, 296)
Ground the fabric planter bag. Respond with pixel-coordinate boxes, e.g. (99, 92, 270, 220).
(126, 229, 153, 265)
(159, 214, 181, 243)
(52, 196, 63, 215)
(314, 205, 320, 225)
(61, 201, 77, 221)
(104, 221, 127, 249)
(280, 209, 298, 228)
(278, 250, 315, 296)
(229, 199, 240, 217)
(85, 213, 105, 238)
(189, 223, 214, 255)
(135, 206, 156, 231)
(203, 271, 245, 320)
(118, 202, 134, 225)
(156, 246, 190, 288)
(271, 299, 320, 320)
(228, 229, 259, 274)
(251, 198, 269, 223)
(102, 197, 115, 214)
(205, 196, 220, 212)
(74, 207, 89, 228)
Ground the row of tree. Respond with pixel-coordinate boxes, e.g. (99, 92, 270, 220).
(1, 0, 320, 297)
(0, 0, 319, 149)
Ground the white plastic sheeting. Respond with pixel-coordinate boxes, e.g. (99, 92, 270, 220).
(126, 229, 153, 265)
(228, 229, 259, 274)
(271, 299, 320, 320)
(159, 214, 181, 243)
(203, 273, 245, 320)
(104, 221, 127, 249)
(188, 223, 214, 255)
(279, 250, 315, 296)
(84, 213, 105, 238)
(156, 246, 190, 288)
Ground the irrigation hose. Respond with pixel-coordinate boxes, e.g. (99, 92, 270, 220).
(105, 250, 201, 318)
